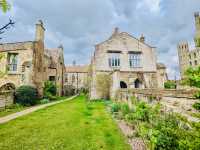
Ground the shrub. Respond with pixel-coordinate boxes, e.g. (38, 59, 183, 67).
(64, 85, 75, 96)
(194, 91, 200, 99)
(40, 99, 50, 104)
(15, 85, 38, 106)
(111, 103, 121, 113)
(134, 101, 151, 122)
(121, 103, 130, 116)
(164, 81, 176, 89)
(44, 81, 57, 96)
(193, 102, 200, 110)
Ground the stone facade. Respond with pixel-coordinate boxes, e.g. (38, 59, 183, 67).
(0, 20, 65, 97)
(65, 65, 89, 90)
(90, 28, 167, 99)
(178, 12, 200, 79)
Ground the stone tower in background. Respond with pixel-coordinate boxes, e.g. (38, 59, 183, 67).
(194, 12, 200, 47)
(177, 12, 200, 79)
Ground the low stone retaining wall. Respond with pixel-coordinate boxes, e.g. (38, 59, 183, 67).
(0, 91, 14, 109)
(115, 88, 200, 122)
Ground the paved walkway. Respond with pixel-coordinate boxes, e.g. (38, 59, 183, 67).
(0, 95, 77, 124)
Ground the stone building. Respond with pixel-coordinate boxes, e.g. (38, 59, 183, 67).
(178, 12, 200, 79)
(90, 28, 167, 99)
(0, 20, 65, 97)
(65, 65, 89, 91)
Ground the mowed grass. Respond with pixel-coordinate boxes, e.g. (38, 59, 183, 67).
(0, 95, 130, 150)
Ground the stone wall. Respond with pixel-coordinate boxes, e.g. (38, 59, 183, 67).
(0, 91, 14, 109)
(115, 89, 200, 122)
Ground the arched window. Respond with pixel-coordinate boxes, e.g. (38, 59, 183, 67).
(120, 81, 127, 88)
(134, 79, 142, 88)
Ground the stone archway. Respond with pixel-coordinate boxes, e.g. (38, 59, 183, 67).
(0, 83, 15, 92)
(120, 81, 127, 89)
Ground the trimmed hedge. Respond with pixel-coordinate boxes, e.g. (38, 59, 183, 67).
(15, 85, 39, 106)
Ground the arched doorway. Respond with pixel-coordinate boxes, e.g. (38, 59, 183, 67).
(134, 79, 142, 88)
(120, 81, 127, 89)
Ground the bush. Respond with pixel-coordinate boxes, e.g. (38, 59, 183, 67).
(164, 81, 176, 89)
(15, 85, 39, 106)
(64, 85, 75, 96)
(44, 81, 57, 97)
(40, 99, 50, 104)
(121, 103, 130, 116)
(193, 102, 200, 110)
(111, 103, 121, 113)
(194, 91, 200, 99)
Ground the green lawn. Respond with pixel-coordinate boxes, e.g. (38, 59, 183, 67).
(0, 95, 130, 150)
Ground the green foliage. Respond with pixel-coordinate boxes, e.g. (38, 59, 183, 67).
(134, 101, 151, 122)
(111, 98, 200, 150)
(39, 99, 50, 104)
(193, 102, 200, 110)
(194, 91, 200, 99)
(183, 66, 200, 88)
(44, 81, 57, 96)
(0, 0, 10, 12)
(110, 103, 121, 113)
(164, 81, 176, 89)
(15, 85, 39, 106)
(121, 103, 130, 116)
(44, 81, 57, 100)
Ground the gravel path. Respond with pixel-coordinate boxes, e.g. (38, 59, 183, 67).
(0, 95, 77, 124)
(117, 120, 146, 150)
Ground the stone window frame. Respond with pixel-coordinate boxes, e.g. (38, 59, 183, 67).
(129, 51, 142, 68)
(108, 52, 121, 68)
(7, 53, 18, 72)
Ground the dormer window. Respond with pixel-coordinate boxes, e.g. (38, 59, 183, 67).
(108, 53, 120, 67)
(129, 52, 142, 68)
(8, 53, 18, 72)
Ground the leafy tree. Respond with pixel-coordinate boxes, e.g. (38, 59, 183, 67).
(183, 66, 200, 88)
(0, 0, 14, 40)
(183, 66, 200, 109)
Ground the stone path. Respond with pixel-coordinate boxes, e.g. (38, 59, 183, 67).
(0, 95, 77, 124)
(117, 120, 146, 150)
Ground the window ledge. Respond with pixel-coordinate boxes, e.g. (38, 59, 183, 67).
(7, 71, 20, 75)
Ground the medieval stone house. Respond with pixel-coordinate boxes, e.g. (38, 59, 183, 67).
(90, 28, 167, 99)
(0, 20, 65, 97)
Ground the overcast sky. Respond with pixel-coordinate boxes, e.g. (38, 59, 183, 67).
(0, 0, 200, 79)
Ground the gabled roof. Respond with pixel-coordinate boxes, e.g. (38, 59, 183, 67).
(95, 29, 156, 49)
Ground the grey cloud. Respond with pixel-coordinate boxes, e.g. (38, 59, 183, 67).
(1, 0, 200, 79)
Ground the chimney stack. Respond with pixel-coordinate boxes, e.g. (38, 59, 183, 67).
(194, 12, 199, 18)
(140, 34, 145, 43)
(112, 27, 119, 36)
(35, 20, 45, 42)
